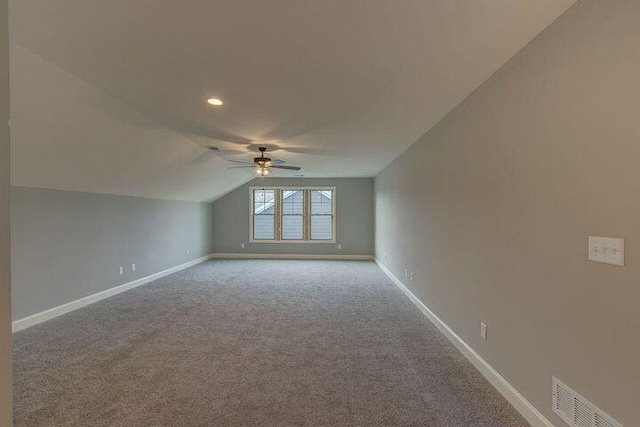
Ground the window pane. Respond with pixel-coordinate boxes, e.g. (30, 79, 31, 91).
(253, 215, 275, 239)
(281, 190, 304, 214)
(254, 189, 276, 214)
(281, 189, 304, 240)
(311, 189, 333, 240)
(311, 190, 332, 214)
(253, 189, 275, 239)
(311, 216, 332, 240)
(282, 216, 304, 239)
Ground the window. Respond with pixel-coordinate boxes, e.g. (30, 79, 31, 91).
(310, 189, 333, 240)
(253, 189, 275, 240)
(250, 187, 335, 242)
(281, 189, 304, 240)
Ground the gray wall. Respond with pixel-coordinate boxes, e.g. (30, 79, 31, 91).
(0, 0, 11, 422)
(212, 178, 374, 256)
(11, 187, 214, 320)
(375, 1, 638, 426)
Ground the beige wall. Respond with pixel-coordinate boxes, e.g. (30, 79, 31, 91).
(375, 1, 639, 425)
(0, 0, 11, 424)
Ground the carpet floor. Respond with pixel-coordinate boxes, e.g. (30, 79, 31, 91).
(13, 260, 529, 426)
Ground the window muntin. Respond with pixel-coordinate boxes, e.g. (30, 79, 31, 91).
(250, 187, 335, 242)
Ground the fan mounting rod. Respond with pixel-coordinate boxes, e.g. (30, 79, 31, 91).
(254, 146, 271, 166)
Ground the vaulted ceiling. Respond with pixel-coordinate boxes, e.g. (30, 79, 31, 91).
(9, 0, 575, 201)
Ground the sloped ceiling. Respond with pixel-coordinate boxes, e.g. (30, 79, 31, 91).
(10, 0, 575, 201)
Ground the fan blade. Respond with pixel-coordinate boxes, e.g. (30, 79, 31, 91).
(271, 165, 302, 170)
(228, 159, 255, 165)
(227, 166, 256, 169)
(270, 159, 286, 165)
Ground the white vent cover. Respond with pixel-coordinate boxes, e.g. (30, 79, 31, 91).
(552, 377, 623, 427)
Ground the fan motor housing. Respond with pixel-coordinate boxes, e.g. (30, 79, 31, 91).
(254, 156, 271, 165)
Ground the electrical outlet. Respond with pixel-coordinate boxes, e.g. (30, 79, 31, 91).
(409, 272, 415, 282)
(337, 244, 342, 250)
(480, 322, 488, 340)
(241, 243, 245, 249)
(186, 249, 191, 256)
(131, 264, 136, 272)
(118, 266, 124, 275)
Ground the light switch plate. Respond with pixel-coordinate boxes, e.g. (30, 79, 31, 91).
(588, 236, 624, 266)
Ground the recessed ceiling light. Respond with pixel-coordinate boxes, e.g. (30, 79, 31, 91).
(207, 98, 224, 106)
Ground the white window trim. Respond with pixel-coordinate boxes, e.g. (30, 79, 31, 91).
(249, 186, 336, 243)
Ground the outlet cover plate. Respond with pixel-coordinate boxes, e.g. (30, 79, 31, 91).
(480, 322, 488, 340)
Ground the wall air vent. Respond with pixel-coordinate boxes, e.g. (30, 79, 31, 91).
(552, 377, 623, 427)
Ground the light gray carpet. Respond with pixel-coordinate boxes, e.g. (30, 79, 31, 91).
(13, 260, 529, 426)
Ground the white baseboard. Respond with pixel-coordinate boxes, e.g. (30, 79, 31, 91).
(374, 259, 554, 427)
(211, 253, 374, 260)
(12, 254, 215, 333)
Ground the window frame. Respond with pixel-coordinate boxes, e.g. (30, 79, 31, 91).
(249, 186, 336, 243)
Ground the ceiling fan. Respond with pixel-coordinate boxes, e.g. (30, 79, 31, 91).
(227, 146, 301, 176)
